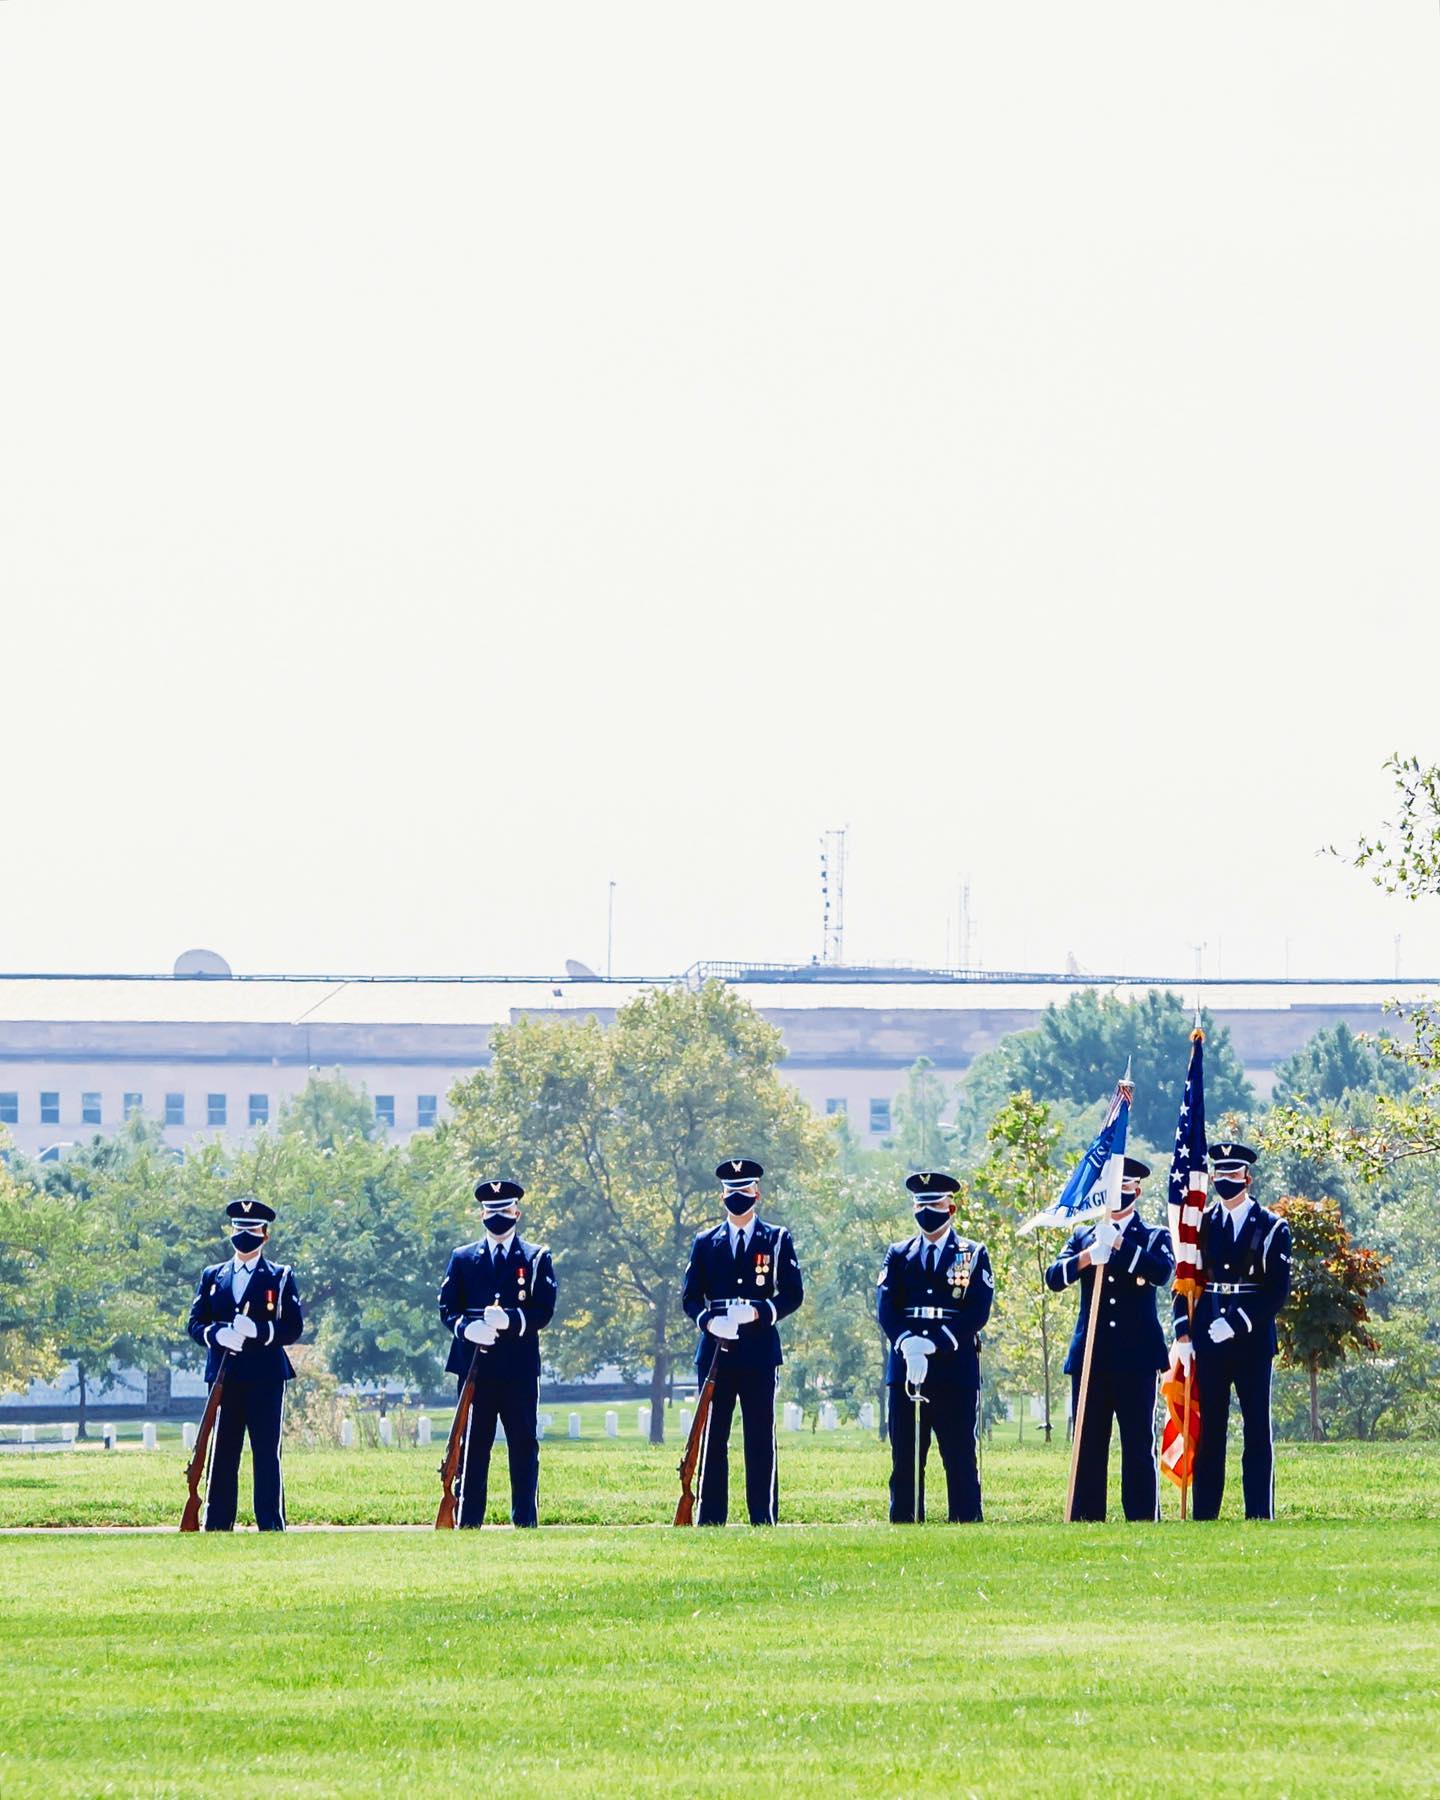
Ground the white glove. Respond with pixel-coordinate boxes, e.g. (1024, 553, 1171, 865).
(707, 1316, 741, 1341)
(215, 1326, 245, 1353)
(901, 1336, 934, 1384)
(1094, 1217, 1123, 1252)
(1173, 1339, 1194, 1371)
(1209, 1318, 1236, 1344)
(727, 1303, 759, 1325)
(231, 1313, 259, 1340)
(463, 1319, 498, 1346)
(1088, 1236, 1112, 1266)
(483, 1304, 511, 1331)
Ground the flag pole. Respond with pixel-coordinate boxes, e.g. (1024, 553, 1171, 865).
(1063, 1249, 1106, 1522)
(1064, 1064, 1132, 1523)
(1179, 1295, 1194, 1520)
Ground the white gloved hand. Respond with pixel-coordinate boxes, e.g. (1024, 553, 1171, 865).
(231, 1313, 259, 1340)
(901, 1335, 935, 1384)
(707, 1316, 741, 1341)
(1173, 1339, 1194, 1371)
(727, 1303, 759, 1325)
(1209, 1318, 1236, 1344)
(483, 1304, 511, 1331)
(1088, 1236, 1113, 1266)
(216, 1326, 245, 1353)
(463, 1319, 498, 1346)
(1094, 1217, 1123, 1252)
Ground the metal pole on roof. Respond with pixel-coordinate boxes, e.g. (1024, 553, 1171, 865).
(607, 882, 616, 978)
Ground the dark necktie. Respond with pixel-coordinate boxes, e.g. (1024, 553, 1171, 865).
(926, 1243, 936, 1275)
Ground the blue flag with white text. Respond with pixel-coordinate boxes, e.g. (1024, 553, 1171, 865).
(1019, 1072, 1132, 1235)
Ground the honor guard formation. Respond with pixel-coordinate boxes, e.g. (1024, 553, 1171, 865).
(181, 1140, 1289, 1531)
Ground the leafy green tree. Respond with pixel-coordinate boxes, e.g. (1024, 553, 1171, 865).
(278, 1071, 381, 1149)
(888, 1058, 955, 1171)
(1271, 1022, 1415, 1111)
(441, 983, 832, 1441)
(783, 1170, 900, 1434)
(967, 1091, 1068, 1443)
(0, 1135, 68, 1393)
(965, 989, 1253, 1147)
(1273, 1196, 1385, 1441)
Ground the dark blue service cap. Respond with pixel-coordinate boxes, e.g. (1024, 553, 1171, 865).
(1208, 1142, 1257, 1170)
(716, 1159, 764, 1184)
(1123, 1158, 1151, 1180)
(475, 1179, 525, 1206)
(905, 1171, 960, 1196)
(225, 1195, 276, 1224)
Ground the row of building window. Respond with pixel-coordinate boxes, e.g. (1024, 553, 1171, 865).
(0, 1093, 440, 1132)
(826, 1097, 891, 1133)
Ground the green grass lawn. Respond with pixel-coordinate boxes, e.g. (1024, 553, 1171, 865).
(3, 1439, 1438, 1796)
(3, 1426, 1438, 1528)
(3, 1520, 1437, 1797)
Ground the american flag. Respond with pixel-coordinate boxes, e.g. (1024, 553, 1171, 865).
(1167, 1026, 1208, 1301)
(1160, 1026, 1206, 1498)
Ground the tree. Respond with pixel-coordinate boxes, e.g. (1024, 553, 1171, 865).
(888, 1058, 954, 1171)
(1271, 1021, 1415, 1111)
(964, 989, 1253, 1148)
(967, 1091, 1067, 1443)
(0, 1135, 67, 1393)
(441, 982, 832, 1442)
(783, 1170, 899, 1434)
(1273, 1196, 1385, 1441)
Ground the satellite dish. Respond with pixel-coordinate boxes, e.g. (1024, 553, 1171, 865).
(564, 959, 600, 980)
(173, 948, 233, 979)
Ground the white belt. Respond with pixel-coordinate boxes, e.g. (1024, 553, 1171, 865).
(905, 1306, 962, 1320)
(1208, 1282, 1260, 1294)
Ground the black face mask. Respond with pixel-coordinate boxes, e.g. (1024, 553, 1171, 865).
(1214, 1178, 1247, 1202)
(914, 1207, 951, 1233)
(723, 1191, 756, 1216)
(230, 1230, 265, 1254)
(483, 1213, 515, 1235)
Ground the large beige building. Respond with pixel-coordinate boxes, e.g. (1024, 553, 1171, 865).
(0, 961, 1426, 1161)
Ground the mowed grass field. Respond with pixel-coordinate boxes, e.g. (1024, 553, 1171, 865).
(3, 1436, 1438, 1796)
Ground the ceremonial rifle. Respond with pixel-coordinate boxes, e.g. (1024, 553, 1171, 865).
(180, 1299, 252, 1532)
(435, 1293, 497, 1529)
(674, 1334, 726, 1526)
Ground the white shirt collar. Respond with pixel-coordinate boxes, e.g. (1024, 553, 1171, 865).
(487, 1229, 517, 1256)
(1219, 1197, 1253, 1235)
(728, 1217, 754, 1247)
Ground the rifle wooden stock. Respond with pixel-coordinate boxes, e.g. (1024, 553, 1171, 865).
(180, 1357, 228, 1532)
(674, 1339, 725, 1526)
(435, 1342, 484, 1530)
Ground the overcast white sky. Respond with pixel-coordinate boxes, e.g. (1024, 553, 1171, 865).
(2, 3, 1437, 982)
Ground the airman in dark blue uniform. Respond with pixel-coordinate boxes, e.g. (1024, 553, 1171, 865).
(186, 1196, 304, 1531)
(1173, 1143, 1292, 1520)
(439, 1179, 558, 1527)
(1045, 1157, 1174, 1522)
(681, 1159, 804, 1526)
(876, 1172, 993, 1523)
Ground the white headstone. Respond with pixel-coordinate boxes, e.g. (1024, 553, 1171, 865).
(537, 1412, 550, 1440)
(783, 1402, 803, 1431)
(636, 1404, 651, 1436)
(678, 1409, 692, 1433)
(61, 1421, 77, 1443)
(102, 1424, 117, 1450)
(416, 1415, 433, 1447)
(19, 1424, 35, 1444)
(340, 1417, 356, 1449)
(568, 1412, 581, 1439)
(182, 1422, 197, 1452)
(859, 1402, 876, 1431)
(604, 1409, 619, 1438)
(378, 1417, 394, 1447)
(142, 1422, 158, 1451)
(819, 1402, 838, 1430)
